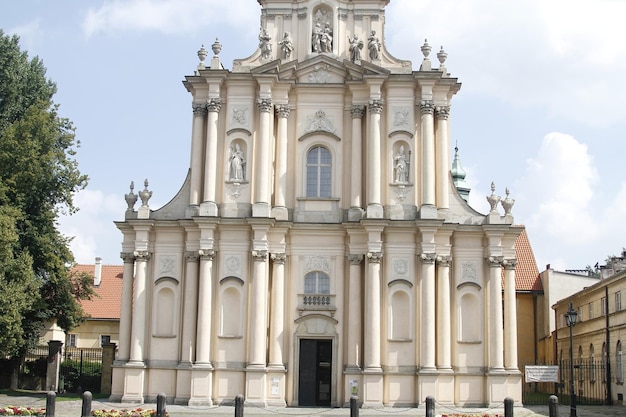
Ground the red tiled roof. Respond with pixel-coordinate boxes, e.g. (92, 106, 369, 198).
(513, 228, 542, 291)
(73, 264, 124, 320)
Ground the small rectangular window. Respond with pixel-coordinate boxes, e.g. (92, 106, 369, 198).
(616, 291, 622, 312)
(588, 303, 593, 320)
(601, 297, 607, 316)
(67, 334, 77, 347)
(100, 335, 111, 346)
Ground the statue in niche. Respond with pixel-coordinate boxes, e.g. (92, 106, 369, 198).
(311, 22, 323, 52)
(368, 30, 381, 60)
(279, 32, 294, 59)
(320, 23, 333, 52)
(394, 145, 409, 184)
(348, 34, 363, 63)
(228, 144, 246, 181)
(258, 28, 272, 59)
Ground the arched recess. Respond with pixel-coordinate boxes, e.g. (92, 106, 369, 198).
(457, 287, 481, 343)
(225, 138, 249, 183)
(387, 283, 413, 341)
(219, 276, 244, 337)
(153, 277, 179, 337)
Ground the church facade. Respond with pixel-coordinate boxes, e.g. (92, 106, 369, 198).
(111, 0, 523, 407)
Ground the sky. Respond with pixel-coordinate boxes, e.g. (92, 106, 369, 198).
(2, 0, 626, 271)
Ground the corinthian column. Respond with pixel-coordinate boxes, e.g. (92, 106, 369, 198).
(487, 256, 505, 370)
(268, 253, 286, 368)
(253, 99, 272, 217)
(201, 98, 222, 216)
(249, 250, 268, 367)
(436, 255, 452, 370)
(367, 100, 383, 219)
(196, 250, 215, 366)
(349, 106, 365, 220)
(180, 251, 199, 364)
(420, 253, 436, 370)
(129, 251, 150, 363)
(118, 252, 135, 362)
(503, 258, 518, 370)
(190, 103, 207, 206)
(435, 106, 450, 209)
(420, 101, 435, 208)
(347, 254, 364, 369)
(364, 251, 382, 370)
(273, 105, 290, 220)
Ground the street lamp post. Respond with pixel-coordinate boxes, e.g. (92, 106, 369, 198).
(565, 301, 578, 417)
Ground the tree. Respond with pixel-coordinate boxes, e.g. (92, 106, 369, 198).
(0, 30, 92, 359)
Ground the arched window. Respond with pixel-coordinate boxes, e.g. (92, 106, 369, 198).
(304, 271, 330, 294)
(602, 342, 607, 382)
(578, 345, 584, 381)
(306, 146, 332, 197)
(617, 340, 624, 383)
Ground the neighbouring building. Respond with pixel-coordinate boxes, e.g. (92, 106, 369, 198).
(112, 0, 526, 407)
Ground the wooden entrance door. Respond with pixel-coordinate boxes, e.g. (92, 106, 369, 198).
(298, 339, 332, 406)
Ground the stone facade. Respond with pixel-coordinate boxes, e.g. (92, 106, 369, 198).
(112, 0, 522, 407)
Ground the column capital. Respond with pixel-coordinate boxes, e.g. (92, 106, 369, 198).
(275, 104, 290, 118)
(487, 255, 504, 267)
(120, 252, 135, 263)
(368, 99, 384, 114)
(207, 98, 222, 113)
(252, 249, 268, 262)
(435, 105, 450, 120)
(199, 249, 215, 261)
(348, 254, 364, 265)
(133, 251, 151, 261)
(271, 252, 287, 264)
(502, 258, 518, 270)
(351, 105, 365, 119)
(366, 251, 383, 263)
(185, 251, 200, 262)
(420, 100, 435, 115)
(257, 98, 273, 113)
(436, 255, 451, 267)
(420, 253, 437, 264)
(192, 103, 208, 117)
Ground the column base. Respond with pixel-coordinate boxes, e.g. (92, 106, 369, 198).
(253, 202, 270, 217)
(199, 201, 218, 217)
(186, 204, 200, 218)
(348, 207, 365, 221)
(188, 367, 214, 406)
(271, 206, 289, 220)
(266, 367, 287, 407)
(366, 203, 383, 219)
(362, 370, 383, 407)
(120, 365, 146, 404)
(418, 204, 437, 219)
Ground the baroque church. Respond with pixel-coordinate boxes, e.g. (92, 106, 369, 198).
(112, 0, 523, 408)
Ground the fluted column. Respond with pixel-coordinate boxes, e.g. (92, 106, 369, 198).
(118, 252, 135, 362)
(420, 253, 436, 370)
(436, 255, 452, 370)
(273, 105, 289, 219)
(190, 103, 207, 206)
(503, 258, 518, 370)
(435, 106, 450, 209)
(347, 254, 364, 369)
(249, 250, 269, 367)
(196, 250, 215, 366)
(180, 251, 199, 364)
(487, 256, 505, 370)
(129, 251, 150, 363)
(366, 100, 383, 218)
(253, 99, 272, 217)
(268, 253, 286, 368)
(202, 98, 222, 216)
(420, 101, 435, 206)
(364, 251, 382, 370)
(350, 106, 365, 210)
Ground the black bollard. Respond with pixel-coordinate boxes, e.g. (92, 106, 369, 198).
(350, 396, 359, 417)
(46, 391, 56, 417)
(235, 394, 244, 417)
(548, 395, 558, 417)
(156, 393, 167, 417)
(504, 397, 514, 417)
(425, 396, 435, 417)
(81, 391, 93, 417)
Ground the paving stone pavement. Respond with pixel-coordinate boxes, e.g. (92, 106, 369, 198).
(0, 394, 623, 417)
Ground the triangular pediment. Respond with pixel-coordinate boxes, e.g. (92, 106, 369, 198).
(293, 54, 350, 84)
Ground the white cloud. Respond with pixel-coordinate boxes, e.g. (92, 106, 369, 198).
(7, 19, 43, 52)
(58, 189, 123, 265)
(82, 0, 259, 38)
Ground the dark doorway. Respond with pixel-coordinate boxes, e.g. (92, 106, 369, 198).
(298, 339, 332, 406)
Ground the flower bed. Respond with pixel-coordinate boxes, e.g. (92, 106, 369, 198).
(0, 406, 46, 416)
(92, 409, 166, 417)
(441, 414, 501, 417)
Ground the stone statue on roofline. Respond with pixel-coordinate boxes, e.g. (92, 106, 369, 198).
(258, 28, 272, 59)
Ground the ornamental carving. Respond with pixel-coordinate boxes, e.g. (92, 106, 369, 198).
(159, 256, 176, 276)
(393, 258, 409, 276)
(435, 106, 450, 120)
(502, 258, 518, 270)
(304, 256, 331, 273)
(461, 261, 478, 283)
(225, 255, 240, 273)
(487, 255, 504, 268)
(271, 253, 287, 264)
(351, 105, 365, 119)
(436, 255, 451, 267)
(192, 103, 207, 117)
(185, 251, 200, 263)
(348, 254, 363, 265)
(308, 64, 332, 83)
(199, 249, 215, 261)
(367, 251, 383, 263)
(252, 250, 268, 262)
(134, 251, 151, 262)
(257, 98, 273, 113)
(120, 252, 135, 263)
(304, 110, 336, 134)
(420, 100, 435, 115)
(369, 99, 384, 114)
(231, 106, 248, 125)
(420, 253, 437, 264)
(392, 107, 410, 127)
(275, 104, 291, 118)
(207, 98, 222, 113)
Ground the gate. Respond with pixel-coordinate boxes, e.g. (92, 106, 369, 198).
(522, 360, 608, 405)
(60, 347, 103, 393)
(18, 346, 48, 390)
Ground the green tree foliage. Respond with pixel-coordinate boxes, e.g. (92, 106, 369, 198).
(0, 30, 92, 358)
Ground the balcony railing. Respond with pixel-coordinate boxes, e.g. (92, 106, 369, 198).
(298, 293, 336, 316)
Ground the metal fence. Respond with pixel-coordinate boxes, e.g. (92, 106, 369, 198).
(522, 360, 608, 405)
(60, 347, 103, 394)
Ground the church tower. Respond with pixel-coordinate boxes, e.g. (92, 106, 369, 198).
(113, 0, 523, 408)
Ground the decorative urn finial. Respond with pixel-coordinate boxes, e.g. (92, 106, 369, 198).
(125, 181, 137, 212)
(421, 39, 432, 59)
(138, 178, 152, 207)
(437, 46, 447, 65)
(212, 38, 222, 57)
(486, 181, 501, 213)
(501, 187, 515, 216)
(197, 44, 208, 68)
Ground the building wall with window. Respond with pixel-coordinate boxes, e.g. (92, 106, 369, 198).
(112, 0, 525, 408)
(554, 270, 626, 404)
